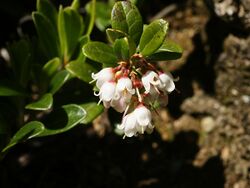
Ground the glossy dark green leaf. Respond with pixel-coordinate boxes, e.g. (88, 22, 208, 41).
(8, 39, 32, 86)
(106, 28, 127, 43)
(111, 1, 143, 44)
(2, 121, 45, 152)
(49, 70, 71, 94)
(113, 37, 130, 60)
(80, 102, 104, 124)
(0, 80, 26, 96)
(25, 93, 53, 111)
(58, 6, 84, 62)
(32, 12, 60, 59)
(82, 42, 117, 66)
(146, 39, 183, 61)
(42, 57, 61, 79)
(75, 35, 90, 62)
(139, 19, 168, 56)
(66, 59, 101, 83)
(38, 104, 86, 136)
(36, 0, 58, 27)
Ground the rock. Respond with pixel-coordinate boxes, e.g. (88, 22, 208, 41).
(205, 0, 250, 31)
(201, 116, 215, 133)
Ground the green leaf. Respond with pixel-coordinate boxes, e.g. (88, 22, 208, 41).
(8, 39, 32, 86)
(32, 12, 60, 59)
(0, 80, 26, 96)
(36, 0, 58, 27)
(38, 104, 86, 136)
(80, 102, 104, 124)
(42, 57, 61, 79)
(106, 28, 127, 43)
(82, 42, 117, 66)
(111, 1, 143, 44)
(75, 35, 90, 62)
(146, 39, 183, 61)
(58, 6, 84, 62)
(2, 121, 45, 152)
(113, 37, 130, 60)
(71, 0, 80, 10)
(139, 19, 168, 56)
(49, 70, 71, 94)
(86, 1, 111, 31)
(66, 59, 101, 83)
(25, 93, 53, 111)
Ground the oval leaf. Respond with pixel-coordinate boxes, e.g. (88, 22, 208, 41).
(80, 102, 104, 124)
(139, 19, 168, 57)
(25, 93, 53, 111)
(66, 59, 101, 83)
(146, 39, 183, 61)
(82, 42, 117, 66)
(38, 104, 86, 136)
(113, 37, 130, 60)
(2, 121, 45, 152)
(32, 12, 60, 59)
(111, 1, 143, 44)
(42, 57, 61, 79)
(49, 70, 71, 94)
(58, 6, 84, 62)
(106, 28, 127, 43)
(8, 39, 32, 86)
(0, 80, 26, 96)
(36, 0, 58, 27)
(86, 1, 111, 31)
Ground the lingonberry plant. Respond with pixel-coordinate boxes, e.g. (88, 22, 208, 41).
(0, 0, 182, 155)
(83, 1, 182, 137)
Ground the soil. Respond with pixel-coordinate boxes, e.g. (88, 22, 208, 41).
(0, 0, 250, 188)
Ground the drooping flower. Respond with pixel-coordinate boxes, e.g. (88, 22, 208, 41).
(91, 68, 114, 89)
(141, 71, 160, 94)
(133, 105, 152, 133)
(116, 77, 135, 97)
(95, 81, 116, 107)
(158, 72, 175, 93)
(118, 105, 153, 137)
(118, 112, 138, 137)
(111, 77, 135, 112)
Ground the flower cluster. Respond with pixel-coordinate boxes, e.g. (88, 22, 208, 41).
(91, 54, 175, 137)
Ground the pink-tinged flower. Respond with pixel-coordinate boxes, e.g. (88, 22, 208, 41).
(95, 81, 116, 107)
(91, 68, 114, 89)
(111, 77, 135, 113)
(116, 77, 135, 97)
(158, 72, 175, 93)
(142, 71, 160, 94)
(118, 112, 138, 137)
(134, 105, 152, 127)
(118, 105, 153, 137)
(111, 96, 128, 113)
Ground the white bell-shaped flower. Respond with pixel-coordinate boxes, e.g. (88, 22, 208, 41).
(91, 68, 114, 89)
(134, 105, 152, 127)
(158, 72, 175, 93)
(111, 96, 129, 113)
(115, 77, 135, 97)
(118, 105, 154, 137)
(111, 77, 135, 112)
(95, 81, 116, 106)
(118, 112, 138, 137)
(142, 71, 160, 94)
